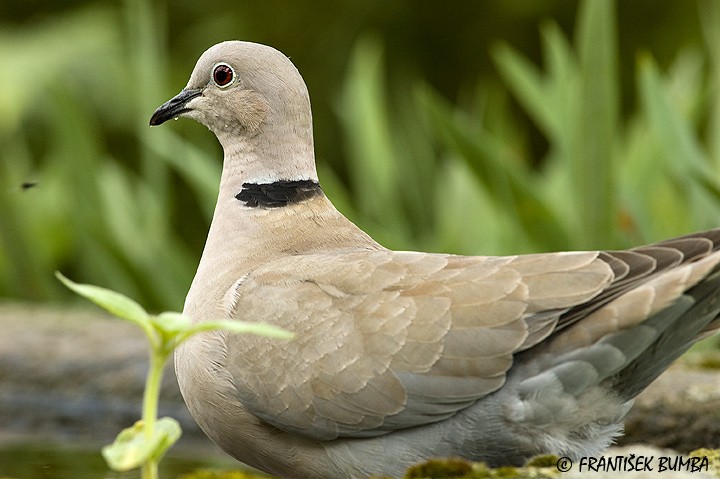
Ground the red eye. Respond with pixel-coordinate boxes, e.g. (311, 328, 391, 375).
(213, 63, 234, 87)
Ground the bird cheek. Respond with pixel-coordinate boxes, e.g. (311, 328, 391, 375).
(184, 108, 206, 125)
(234, 92, 269, 134)
(187, 97, 236, 134)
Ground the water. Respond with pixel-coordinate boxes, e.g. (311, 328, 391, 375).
(0, 443, 237, 479)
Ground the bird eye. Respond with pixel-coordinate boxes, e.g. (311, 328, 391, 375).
(212, 63, 235, 88)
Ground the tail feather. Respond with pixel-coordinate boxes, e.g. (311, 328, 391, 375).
(609, 269, 720, 400)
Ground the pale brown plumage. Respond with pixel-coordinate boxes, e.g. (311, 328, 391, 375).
(150, 41, 720, 478)
(226, 248, 612, 437)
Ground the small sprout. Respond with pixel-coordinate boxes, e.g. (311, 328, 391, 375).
(56, 272, 293, 479)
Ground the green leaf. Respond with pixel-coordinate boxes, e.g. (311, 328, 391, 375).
(152, 311, 191, 335)
(56, 271, 149, 324)
(150, 417, 183, 462)
(177, 320, 294, 346)
(102, 421, 149, 471)
(101, 417, 181, 471)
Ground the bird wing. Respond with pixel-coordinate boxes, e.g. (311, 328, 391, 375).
(221, 248, 614, 440)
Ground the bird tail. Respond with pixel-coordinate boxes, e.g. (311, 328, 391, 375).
(508, 248, 720, 430)
(607, 267, 720, 400)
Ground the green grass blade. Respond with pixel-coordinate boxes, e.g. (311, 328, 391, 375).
(421, 87, 570, 252)
(638, 53, 720, 229)
(570, 0, 620, 247)
(492, 42, 558, 139)
(338, 36, 402, 226)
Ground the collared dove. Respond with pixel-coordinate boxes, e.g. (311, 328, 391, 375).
(149, 41, 720, 479)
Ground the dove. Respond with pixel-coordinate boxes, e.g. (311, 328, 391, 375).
(149, 41, 720, 479)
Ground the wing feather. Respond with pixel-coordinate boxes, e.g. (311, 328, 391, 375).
(223, 249, 614, 439)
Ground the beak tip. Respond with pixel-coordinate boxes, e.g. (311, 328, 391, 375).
(149, 88, 202, 128)
(148, 111, 166, 127)
(149, 107, 172, 127)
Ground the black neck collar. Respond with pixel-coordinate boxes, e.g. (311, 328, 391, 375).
(235, 180, 323, 208)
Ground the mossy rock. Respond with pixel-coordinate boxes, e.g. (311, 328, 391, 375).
(689, 448, 720, 476)
(382, 456, 559, 479)
(181, 449, 720, 479)
(391, 450, 720, 478)
(178, 469, 275, 479)
(686, 351, 720, 371)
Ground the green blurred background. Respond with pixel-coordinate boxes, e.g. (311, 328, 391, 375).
(3, 0, 720, 312)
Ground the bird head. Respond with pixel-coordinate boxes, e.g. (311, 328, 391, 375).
(150, 41, 317, 183)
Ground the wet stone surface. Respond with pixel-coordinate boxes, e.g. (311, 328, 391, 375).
(0, 302, 205, 448)
(620, 359, 720, 452)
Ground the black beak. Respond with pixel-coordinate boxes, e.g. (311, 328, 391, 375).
(149, 89, 203, 126)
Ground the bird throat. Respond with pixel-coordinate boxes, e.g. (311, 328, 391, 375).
(235, 180, 323, 208)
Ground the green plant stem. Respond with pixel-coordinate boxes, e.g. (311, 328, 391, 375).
(142, 457, 158, 479)
(141, 342, 171, 479)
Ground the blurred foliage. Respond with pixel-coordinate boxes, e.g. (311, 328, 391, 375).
(2, 0, 720, 310)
